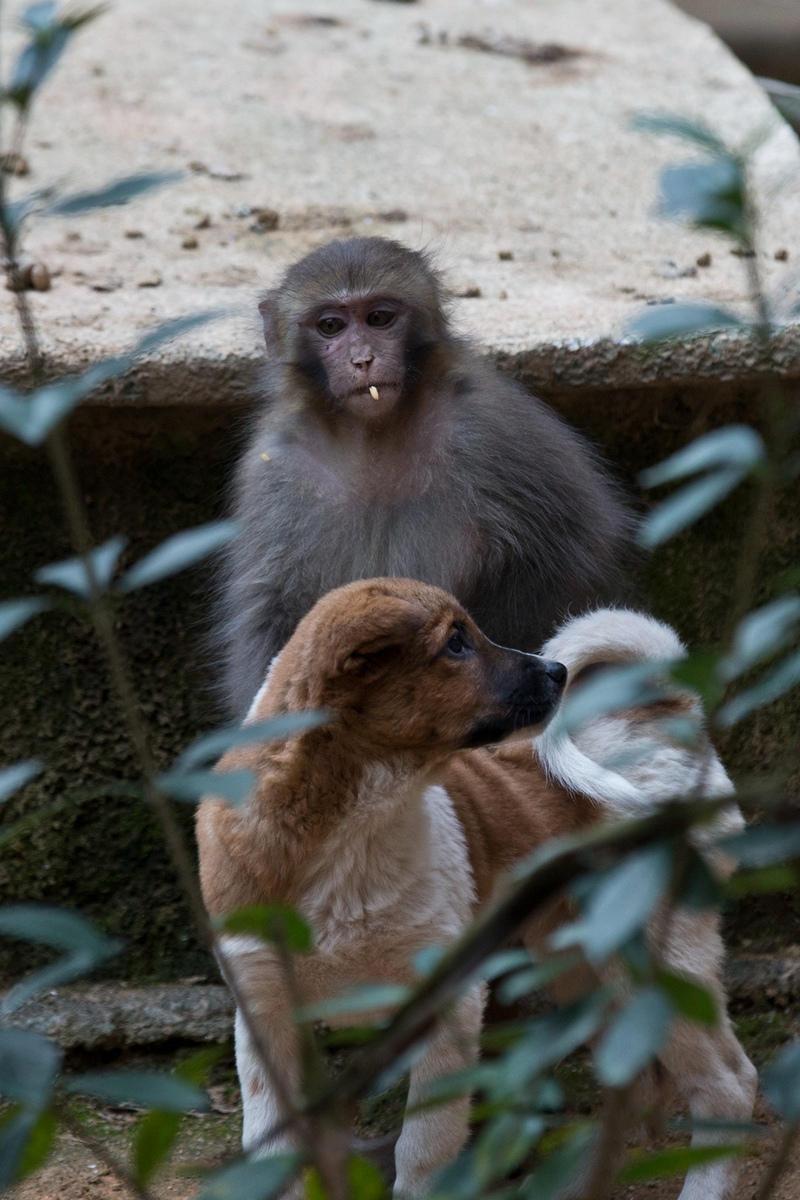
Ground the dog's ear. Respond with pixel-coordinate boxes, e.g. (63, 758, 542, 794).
(335, 598, 428, 677)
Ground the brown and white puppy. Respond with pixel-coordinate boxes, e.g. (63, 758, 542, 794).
(196, 579, 755, 1200)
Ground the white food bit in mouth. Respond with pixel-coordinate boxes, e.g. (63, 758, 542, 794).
(369, 385, 380, 400)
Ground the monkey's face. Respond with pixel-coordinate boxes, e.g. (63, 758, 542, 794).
(302, 296, 412, 421)
(265, 579, 567, 763)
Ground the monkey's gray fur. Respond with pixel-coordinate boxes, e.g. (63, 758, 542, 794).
(217, 238, 637, 717)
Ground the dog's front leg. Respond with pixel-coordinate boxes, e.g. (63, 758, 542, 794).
(393, 986, 484, 1198)
(222, 941, 301, 1157)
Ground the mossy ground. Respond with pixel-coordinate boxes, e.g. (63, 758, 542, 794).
(1, 382, 798, 983)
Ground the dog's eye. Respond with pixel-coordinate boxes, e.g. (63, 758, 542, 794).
(446, 629, 468, 657)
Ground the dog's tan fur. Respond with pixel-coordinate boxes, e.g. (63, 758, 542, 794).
(197, 578, 755, 1200)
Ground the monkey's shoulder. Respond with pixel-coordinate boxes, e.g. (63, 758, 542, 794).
(238, 429, 348, 507)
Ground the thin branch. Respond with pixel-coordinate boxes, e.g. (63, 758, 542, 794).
(583, 1086, 635, 1200)
(254, 795, 740, 1151)
(0, 99, 298, 1133)
(57, 1105, 156, 1200)
(755, 1119, 799, 1200)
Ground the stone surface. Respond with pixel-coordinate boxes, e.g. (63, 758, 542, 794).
(3, 0, 800, 397)
(5, 953, 798, 1049)
(2, 982, 235, 1049)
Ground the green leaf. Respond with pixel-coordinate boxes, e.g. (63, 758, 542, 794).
(177, 713, 328, 770)
(641, 426, 765, 488)
(196, 1152, 300, 1200)
(297, 983, 410, 1022)
(2, 186, 56, 236)
(759, 78, 800, 133)
(11, 1108, 57, 1184)
(720, 597, 800, 681)
(409, 1062, 498, 1111)
(156, 767, 256, 806)
(519, 1127, 594, 1199)
(717, 649, 800, 726)
(626, 302, 743, 343)
(497, 956, 579, 1005)
(720, 823, 800, 868)
(174, 1045, 227, 1088)
(474, 1113, 544, 1185)
(0, 905, 121, 1014)
(0, 598, 50, 642)
(50, 171, 182, 216)
(133, 1110, 181, 1187)
(130, 310, 228, 356)
(552, 844, 673, 964)
(658, 158, 746, 237)
(670, 651, 723, 709)
(726, 864, 798, 896)
(595, 987, 673, 1086)
(656, 969, 717, 1025)
(0, 313, 223, 445)
(620, 1143, 743, 1184)
(0, 760, 42, 802)
(34, 536, 126, 598)
(218, 903, 314, 953)
(6, 3, 106, 111)
(762, 1040, 800, 1120)
(120, 521, 239, 592)
(0, 1110, 43, 1189)
(549, 661, 666, 736)
(66, 1070, 208, 1113)
(0, 904, 118, 956)
(0, 381, 80, 445)
(677, 849, 722, 911)
(346, 1156, 387, 1200)
(639, 468, 744, 547)
(630, 112, 730, 155)
(493, 996, 608, 1093)
(0, 1030, 61, 1108)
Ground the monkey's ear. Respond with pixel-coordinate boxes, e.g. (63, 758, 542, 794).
(336, 599, 428, 677)
(258, 295, 281, 354)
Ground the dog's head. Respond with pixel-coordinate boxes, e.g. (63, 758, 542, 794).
(260, 578, 567, 760)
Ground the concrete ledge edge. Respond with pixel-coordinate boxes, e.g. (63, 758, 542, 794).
(2, 325, 799, 409)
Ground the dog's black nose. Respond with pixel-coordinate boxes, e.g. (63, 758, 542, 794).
(544, 660, 567, 687)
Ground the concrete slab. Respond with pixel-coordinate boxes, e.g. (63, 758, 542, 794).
(3, 0, 800, 402)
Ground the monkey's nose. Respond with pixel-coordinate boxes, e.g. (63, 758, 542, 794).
(351, 350, 374, 369)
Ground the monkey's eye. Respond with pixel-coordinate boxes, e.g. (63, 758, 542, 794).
(317, 316, 346, 337)
(445, 627, 470, 658)
(366, 309, 396, 329)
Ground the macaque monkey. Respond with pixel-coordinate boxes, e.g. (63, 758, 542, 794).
(218, 237, 635, 716)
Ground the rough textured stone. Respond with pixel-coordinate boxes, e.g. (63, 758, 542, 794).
(5, 954, 798, 1049)
(3, 983, 235, 1049)
(2, 0, 799, 395)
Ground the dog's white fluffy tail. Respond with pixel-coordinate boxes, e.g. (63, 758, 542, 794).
(534, 609, 744, 838)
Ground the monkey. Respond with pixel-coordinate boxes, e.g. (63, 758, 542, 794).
(217, 237, 637, 717)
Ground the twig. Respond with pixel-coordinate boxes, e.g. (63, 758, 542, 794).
(754, 1119, 799, 1200)
(0, 107, 298, 1131)
(57, 1105, 156, 1200)
(583, 1086, 635, 1200)
(254, 795, 739, 1150)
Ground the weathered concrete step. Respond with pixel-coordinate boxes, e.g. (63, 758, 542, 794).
(3, 0, 799, 400)
(5, 954, 798, 1049)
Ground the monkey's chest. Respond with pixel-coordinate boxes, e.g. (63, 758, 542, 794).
(293, 488, 481, 597)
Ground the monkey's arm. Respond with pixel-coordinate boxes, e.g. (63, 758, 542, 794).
(459, 381, 637, 651)
(218, 446, 311, 718)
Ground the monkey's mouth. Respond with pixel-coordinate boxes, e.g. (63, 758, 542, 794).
(346, 381, 400, 398)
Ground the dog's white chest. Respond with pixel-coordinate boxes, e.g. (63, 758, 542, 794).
(294, 781, 475, 1004)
